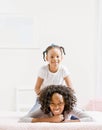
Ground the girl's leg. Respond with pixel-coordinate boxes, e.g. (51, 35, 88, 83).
(28, 97, 41, 113)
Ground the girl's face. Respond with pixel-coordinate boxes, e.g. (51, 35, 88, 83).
(49, 93, 65, 116)
(46, 48, 63, 72)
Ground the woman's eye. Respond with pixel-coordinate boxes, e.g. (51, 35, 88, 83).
(50, 103, 54, 106)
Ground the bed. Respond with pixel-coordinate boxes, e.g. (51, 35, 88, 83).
(0, 110, 102, 130)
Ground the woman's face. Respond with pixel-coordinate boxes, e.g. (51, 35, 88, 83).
(49, 93, 65, 116)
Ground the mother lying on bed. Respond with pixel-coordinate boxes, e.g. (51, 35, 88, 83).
(19, 85, 94, 123)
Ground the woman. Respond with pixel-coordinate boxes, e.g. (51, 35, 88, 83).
(19, 85, 94, 123)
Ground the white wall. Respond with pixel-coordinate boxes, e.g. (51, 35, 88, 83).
(0, 0, 97, 111)
(96, 0, 102, 97)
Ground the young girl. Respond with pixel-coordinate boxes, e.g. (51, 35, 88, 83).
(19, 85, 94, 123)
(30, 44, 74, 112)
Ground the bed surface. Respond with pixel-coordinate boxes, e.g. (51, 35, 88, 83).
(0, 111, 102, 130)
(0, 122, 102, 130)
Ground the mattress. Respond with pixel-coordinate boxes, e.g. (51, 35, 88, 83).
(0, 111, 102, 130)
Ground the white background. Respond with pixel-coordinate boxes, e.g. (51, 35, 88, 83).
(0, 0, 99, 111)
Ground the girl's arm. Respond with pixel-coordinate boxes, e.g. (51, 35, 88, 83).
(34, 77, 44, 95)
(64, 76, 74, 91)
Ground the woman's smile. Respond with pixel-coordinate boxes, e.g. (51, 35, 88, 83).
(50, 93, 65, 116)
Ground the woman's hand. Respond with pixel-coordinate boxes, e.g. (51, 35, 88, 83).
(49, 114, 64, 123)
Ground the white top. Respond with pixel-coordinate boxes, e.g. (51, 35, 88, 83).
(38, 64, 70, 90)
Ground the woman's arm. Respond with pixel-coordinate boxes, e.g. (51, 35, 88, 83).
(32, 114, 64, 123)
(19, 109, 64, 123)
(63, 119, 80, 122)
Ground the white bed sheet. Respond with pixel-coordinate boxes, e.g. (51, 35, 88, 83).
(0, 111, 102, 130)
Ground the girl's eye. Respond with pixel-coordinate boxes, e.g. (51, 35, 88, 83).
(51, 56, 59, 58)
(51, 56, 54, 58)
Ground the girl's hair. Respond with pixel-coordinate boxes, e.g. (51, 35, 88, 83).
(43, 44, 66, 61)
(39, 85, 77, 114)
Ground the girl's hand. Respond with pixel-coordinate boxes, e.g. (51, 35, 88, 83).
(34, 77, 44, 95)
(35, 89, 40, 95)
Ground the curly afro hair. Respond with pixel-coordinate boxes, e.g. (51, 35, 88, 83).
(39, 85, 77, 114)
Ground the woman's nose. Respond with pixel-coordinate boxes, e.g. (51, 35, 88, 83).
(54, 104, 59, 108)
